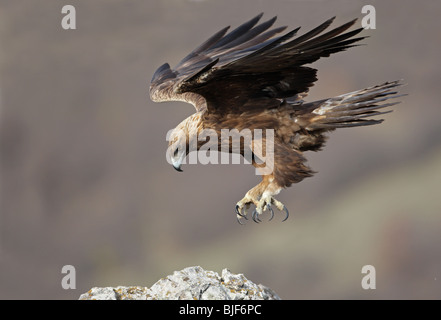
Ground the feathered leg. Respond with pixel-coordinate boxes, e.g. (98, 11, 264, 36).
(235, 138, 314, 224)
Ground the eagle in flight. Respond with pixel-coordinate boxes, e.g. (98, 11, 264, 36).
(150, 13, 403, 224)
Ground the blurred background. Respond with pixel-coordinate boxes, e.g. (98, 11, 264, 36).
(1, 0, 440, 299)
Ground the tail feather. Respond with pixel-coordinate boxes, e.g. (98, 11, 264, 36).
(305, 80, 405, 130)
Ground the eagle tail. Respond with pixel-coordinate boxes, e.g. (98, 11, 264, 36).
(305, 80, 405, 130)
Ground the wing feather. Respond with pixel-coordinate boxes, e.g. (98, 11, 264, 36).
(150, 14, 366, 113)
(210, 13, 264, 50)
(177, 26, 230, 68)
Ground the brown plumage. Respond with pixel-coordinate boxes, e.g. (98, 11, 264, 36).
(150, 13, 404, 223)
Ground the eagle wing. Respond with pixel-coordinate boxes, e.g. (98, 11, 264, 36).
(149, 13, 365, 113)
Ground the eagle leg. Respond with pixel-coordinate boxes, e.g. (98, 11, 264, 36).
(235, 176, 288, 223)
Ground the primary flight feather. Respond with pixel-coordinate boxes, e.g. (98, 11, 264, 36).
(150, 13, 403, 224)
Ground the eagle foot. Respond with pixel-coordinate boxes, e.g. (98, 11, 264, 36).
(235, 195, 289, 224)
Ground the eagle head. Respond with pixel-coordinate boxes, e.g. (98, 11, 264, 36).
(167, 113, 202, 172)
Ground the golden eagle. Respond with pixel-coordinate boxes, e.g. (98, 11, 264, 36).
(150, 13, 403, 224)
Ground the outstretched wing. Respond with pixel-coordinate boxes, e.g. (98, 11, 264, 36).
(150, 13, 365, 113)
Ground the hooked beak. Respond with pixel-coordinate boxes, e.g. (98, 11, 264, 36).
(172, 156, 183, 172)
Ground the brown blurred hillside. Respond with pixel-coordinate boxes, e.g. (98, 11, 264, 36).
(0, 0, 440, 299)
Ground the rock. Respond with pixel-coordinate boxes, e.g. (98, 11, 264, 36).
(79, 266, 281, 300)
(79, 286, 151, 300)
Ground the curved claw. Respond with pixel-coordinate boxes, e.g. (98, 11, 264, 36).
(266, 204, 274, 221)
(236, 215, 246, 225)
(235, 205, 248, 220)
(252, 209, 261, 223)
(281, 206, 289, 222)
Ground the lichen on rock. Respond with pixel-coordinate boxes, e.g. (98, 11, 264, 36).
(79, 266, 280, 300)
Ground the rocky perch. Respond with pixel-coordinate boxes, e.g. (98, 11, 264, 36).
(79, 266, 281, 300)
